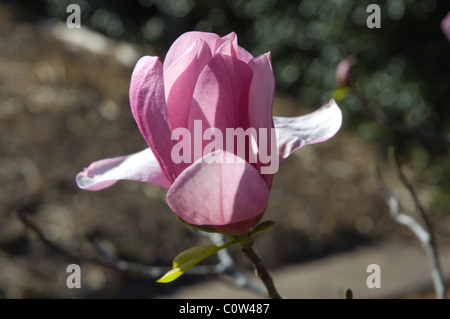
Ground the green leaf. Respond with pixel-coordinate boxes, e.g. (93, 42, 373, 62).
(156, 267, 184, 283)
(173, 245, 220, 269)
(332, 86, 350, 101)
(157, 243, 234, 283)
(249, 220, 277, 238)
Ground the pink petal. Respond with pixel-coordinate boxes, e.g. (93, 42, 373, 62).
(76, 148, 172, 191)
(247, 53, 276, 186)
(166, 151, 270, 230)
(163, 31, 221, 72)
(164, 39, 212, 131)
(129, 56, 179, 182)
(189, 53, 253, 137)
(442, 12, 450, 41)
(237, 47, 254, 63)
(274, 99, 342, 163)
(215, 39, 235, 58)
(188, 54, 253, 164)
(219, 32, 253, 63)
(217, 32, 238, 58)
(248, 53, 275, 130)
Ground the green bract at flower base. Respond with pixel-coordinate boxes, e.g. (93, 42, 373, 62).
(332, 85, 351, 102)
(157, 220, 276, 283)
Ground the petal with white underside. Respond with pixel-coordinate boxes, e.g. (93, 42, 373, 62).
(76, 148, 172, 191)
(274, 99, 342, 163)
(166, 150, 270, 227)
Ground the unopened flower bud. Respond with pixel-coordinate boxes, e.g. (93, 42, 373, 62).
(335, 55, 357, 86)
(441, 12, 450, 42)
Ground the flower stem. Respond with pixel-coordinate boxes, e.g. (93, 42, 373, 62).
(240, 239, 282, 299)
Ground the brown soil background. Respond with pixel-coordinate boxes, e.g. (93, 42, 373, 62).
(1, 4, 449, 298)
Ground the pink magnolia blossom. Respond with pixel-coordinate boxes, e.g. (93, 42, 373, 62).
(76, 31, 342, 235)
(442, 12, 450, 41)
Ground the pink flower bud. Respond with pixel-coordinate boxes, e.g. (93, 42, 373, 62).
(335, 55, 358, 86)
(442, 12, 450, 42)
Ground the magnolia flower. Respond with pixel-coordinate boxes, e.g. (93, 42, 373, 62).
(76, 31, 342, 235)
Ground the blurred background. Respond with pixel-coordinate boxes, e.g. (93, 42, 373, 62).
(1, 0, 450, 298)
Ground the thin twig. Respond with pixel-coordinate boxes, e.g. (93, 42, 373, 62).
(391, 149, 434, 236)
(350, 65, 447, 298)
(14, 209, 170, 278)
(390, 150, 446, 299)
(203, 233, 267, 297)
(375, 163, 446, 299)
(15, 209, 267, 296)
(240, 239, 282, 299)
